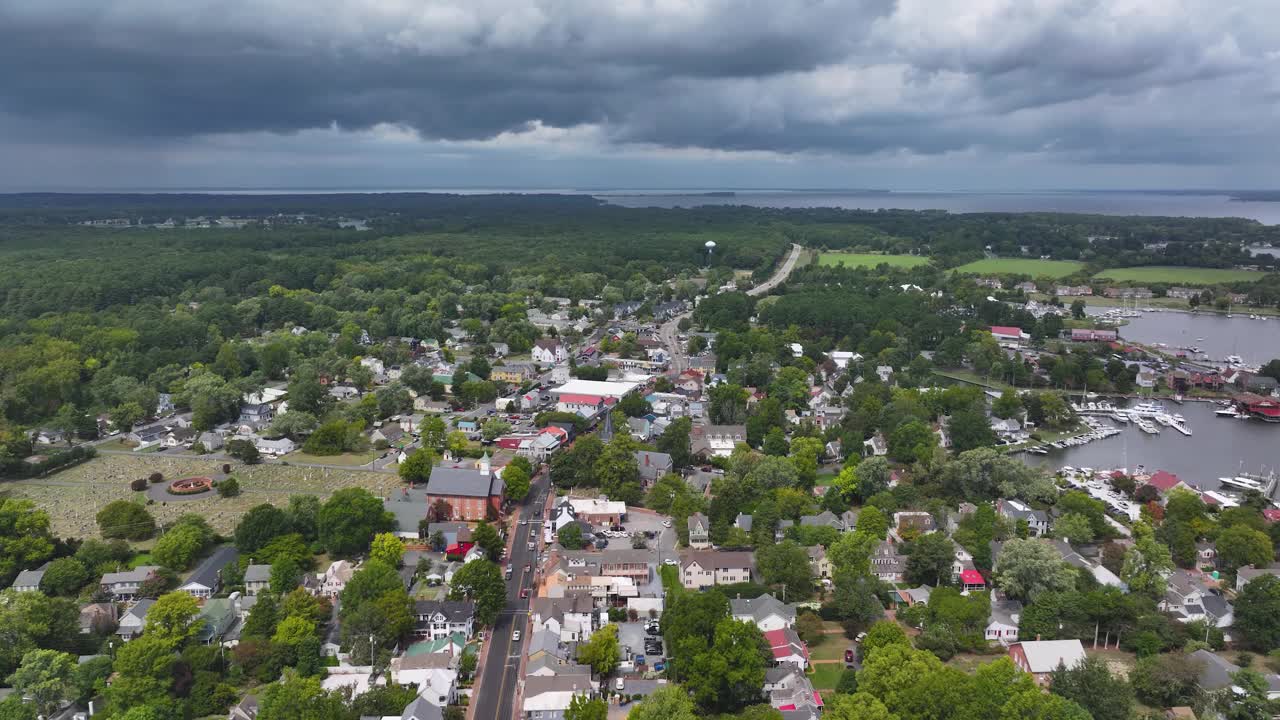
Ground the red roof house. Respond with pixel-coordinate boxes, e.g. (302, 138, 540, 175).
(990, 326, 1025, 343)
(763, 627, 810, 668)
(960, 569, 986, 590)
(1145, 470, 1185, 494)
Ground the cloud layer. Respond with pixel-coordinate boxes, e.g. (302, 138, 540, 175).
(0, 0, 1276, 189)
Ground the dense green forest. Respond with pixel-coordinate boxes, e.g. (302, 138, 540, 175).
(2, 192, 1278, 455)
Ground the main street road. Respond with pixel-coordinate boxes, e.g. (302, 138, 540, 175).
(658, 243, 803, 373)
(471, 467, 552, 720)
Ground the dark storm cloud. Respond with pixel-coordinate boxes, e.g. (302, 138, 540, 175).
(0, 0, 1276, 172)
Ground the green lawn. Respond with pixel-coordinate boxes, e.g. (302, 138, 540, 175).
(808, 663, 846, 691)
(953, 258, 1086, 277)
(816, 252, 931, 269)
(281, 450, 380, 466)
(1093, 266, 1268, 284)
(809, 637, 852, 662)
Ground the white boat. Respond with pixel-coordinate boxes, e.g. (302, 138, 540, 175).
(1110, 412, 1130, 423)
(1129, 402, 1166, 418)
(1216, 406, 1240, 418)
(1220, 475, 1267, 492)
(1136, 419, 1160, 434)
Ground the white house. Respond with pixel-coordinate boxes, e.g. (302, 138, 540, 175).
(318, 560, 357, 598)
(390, 654, 458, 707)
(730, 593, 796, 632)
(116, 598, 156, 641)
(680, 550, 754, 590)
(532, 339, 567, 365)
(986, 596, 1022, 644)
(255, 437, 296, 457)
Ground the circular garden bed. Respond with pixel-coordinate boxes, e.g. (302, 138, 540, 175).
(168, 476, 213, 496)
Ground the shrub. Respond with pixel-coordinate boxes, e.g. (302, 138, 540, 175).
(149, 472, 164, 484)
(218, 477, 241, 498)
(222, 464, 231, 474)
(130, 478, 147, 491)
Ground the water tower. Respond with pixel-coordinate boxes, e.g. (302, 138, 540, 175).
(705, 240, 716, 265)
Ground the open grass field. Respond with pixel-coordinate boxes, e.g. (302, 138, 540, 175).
(807, 662, 845, 691)
(809, 637, 852, 662)
(1093, 266, 1268, 284)
(282, 450, 380, 466)
(954, 258, 1086, 277)
(8, 454, 398, 538)
(816, 252, 931, 269)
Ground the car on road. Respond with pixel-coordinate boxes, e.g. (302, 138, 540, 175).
(512, 630, 521, 642)
(661, 519, 672, 528)
(845, 649, 855, 664)
(524, 564, 531, 574)
(520, 588, 530, 599)
(662, 558, 679, 566)
(615, 678, 625, 691)
(527, 542, 535, 551)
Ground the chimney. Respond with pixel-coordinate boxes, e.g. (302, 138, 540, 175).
(644, 454, 650, 467)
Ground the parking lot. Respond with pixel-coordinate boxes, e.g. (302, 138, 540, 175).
(616, 620, 664, 673)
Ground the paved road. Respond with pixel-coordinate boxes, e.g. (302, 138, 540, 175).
(747, 243, 803, 297)
(658, 243, 803, 372)
(472, 468, 552, 720)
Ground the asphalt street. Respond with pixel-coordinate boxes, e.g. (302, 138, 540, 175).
(471, 467, 552, 720)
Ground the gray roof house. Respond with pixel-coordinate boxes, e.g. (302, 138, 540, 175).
(12, 562, 49, 592)
(1190, 649, 1280, 698)
(1236, 564, 1280, 592)
(116, 598, 156, 640)
(635, 450, 673, 485)
(243, 564, 272, 595)
(730, 593, 796, 632)
(100, 566, 160, 600)
(179, 546, 239, 599)
(398, 696, 443, 720)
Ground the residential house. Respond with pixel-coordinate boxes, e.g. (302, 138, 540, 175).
(1144, 470, 1188, 496)
(11, 563, 48, 592)
(1161, 570, 1233, 628)
(734, 513, 753, 534)
(531, 594, 597, 643)
(893, 511, 936, 535)
(391, 653, 459, 707)
(228, 695, 259, 720)
(197, 431, 224, 451)
(243, 565, 272, 596)
(179, 546, 239, 599)
(995, 499, 1049, 537)
(687, 512, 711, 549)
(863, 433, 888, 457)
(1054, 285, 1093, 297)
(1166, 287, 1199, 299)
(127, 424, 168, 445)
(1050, 539, 1127, 589)
(532, 339, 567, 365)
(328, 385, 361, 401)
(1008, 639, 1086, 685)
(239, 403, 275, 425)
(116, 598, 156, 640)
(396, 697, 443, 720)
(521, 675, 596, 720)
(1014, 281, 1038, 294)
(1189, 649, 1280, 699)
(635, 450, 672, 487)
(799, 511, 846, 532)
(691, 424, 746, 458)
(371, 423, 406, 447)
(764, 664, 823, 720)
(730, 593, 796, 632)
(807, 546, 832, 578)
(196, 598, 238, 644)
(986, 595, 1022, 644)
(680, 550, 755, 590)
(162, 426, 196, 448)
(1236, 564, 1280, 592)
(763, 627, 810, 669)
(871, 541, 905, 583)
(318, 560, 357, 598)
(411, 600, 476, 641)
(79, 603, 118, 635)
(424, 462, 505, 521)
(255, 437, 295, 457)
(100, 566, 160, 600)
(564, 497, 626, 526)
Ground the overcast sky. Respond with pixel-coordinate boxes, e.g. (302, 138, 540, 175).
(1, 0, 1277, 191)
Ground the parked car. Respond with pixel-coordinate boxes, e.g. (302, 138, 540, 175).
(520, 588, 530, 599)
(512, 630, 521, 641)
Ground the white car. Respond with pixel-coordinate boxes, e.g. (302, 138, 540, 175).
(512, 630, 521, 642)
(661, 519, 672, 528)
(663, 558, 679, 566)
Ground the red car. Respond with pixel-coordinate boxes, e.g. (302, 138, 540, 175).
(520, 588, 530, 599)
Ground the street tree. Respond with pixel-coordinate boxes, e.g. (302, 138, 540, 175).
(7, 649, 76, 718)
(318, 488, 394, 557)
(447, 559, 506, 626)
(577, 624, 621, 676)
(995, 538, 1076, 601)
